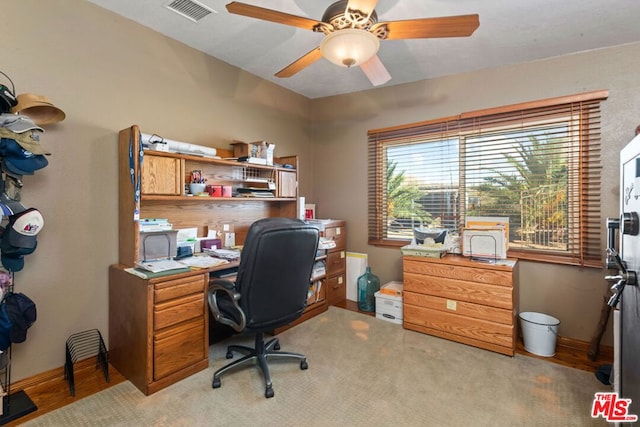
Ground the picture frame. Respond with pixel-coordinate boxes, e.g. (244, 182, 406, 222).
(305, 204, 316, 220)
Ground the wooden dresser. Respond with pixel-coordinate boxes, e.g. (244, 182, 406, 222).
(402, 255, 519, 356)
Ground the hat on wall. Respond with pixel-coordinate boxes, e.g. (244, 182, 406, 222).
(0, 128, 50, 156)
(11, 94, 65, 126)
(0, 113, 43, 133)
(0, 138, 48, 175)
(0, 293, 37, 349)
(4, 292, 37, 343)
(0, 208, 43, 272)
(0, 303, 12, 351)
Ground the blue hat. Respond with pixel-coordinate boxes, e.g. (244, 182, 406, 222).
(0, 208, 43, 272)
(0, 304, 12, 351)
(0, 138, 48, 175)
(4, 292, 36, 343)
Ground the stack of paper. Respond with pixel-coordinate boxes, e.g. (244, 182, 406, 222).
(205, 248, 241, 261)
(136, 258, 187, 273)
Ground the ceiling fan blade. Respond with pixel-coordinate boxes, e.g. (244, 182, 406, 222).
(378, 14, 480, 40)
(226, 2, 322, 30)
(275, 47, 323, 78)
(346, 0, 378, 17)
(360, 54, 391, 86)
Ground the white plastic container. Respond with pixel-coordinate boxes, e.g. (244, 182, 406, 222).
(519, 312, 560, 357)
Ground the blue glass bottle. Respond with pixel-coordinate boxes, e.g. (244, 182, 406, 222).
(357, 266, 380, 312)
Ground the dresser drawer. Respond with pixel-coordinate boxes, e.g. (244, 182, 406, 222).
(404, 292, 512, 325)
(154, 293, 204, 331)
(153, 318, 205, 380)
(404, 304, 514, 348)
(404, 272, 513, 310)
(403, 258, 512, 287)
(326, 273, 346, 305)
(154, 275, 206, 303)
(326, 251, 346, 275)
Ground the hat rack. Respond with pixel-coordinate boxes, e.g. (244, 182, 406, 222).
(0, 70, 60, 424)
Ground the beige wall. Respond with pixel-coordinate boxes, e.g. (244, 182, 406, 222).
(3, 0, 637, 381)
(311, 42, 640, 345)
(2, 0, 314, 381)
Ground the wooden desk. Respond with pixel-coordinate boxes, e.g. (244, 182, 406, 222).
(108, 261, 238, 395)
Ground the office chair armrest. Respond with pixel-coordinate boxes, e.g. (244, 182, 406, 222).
(208, 280, 246, 332)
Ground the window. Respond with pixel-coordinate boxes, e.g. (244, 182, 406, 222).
(367, 90, 608, 267)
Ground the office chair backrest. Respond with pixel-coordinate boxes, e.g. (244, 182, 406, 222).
(236, 217, 319, 332)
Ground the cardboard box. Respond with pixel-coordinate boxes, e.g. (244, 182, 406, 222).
(374, 290, 403, 324)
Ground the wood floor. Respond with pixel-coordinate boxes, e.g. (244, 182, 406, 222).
(3, 303, 613, 426)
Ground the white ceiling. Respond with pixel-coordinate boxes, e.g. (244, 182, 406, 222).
(86, 0, 640, 99)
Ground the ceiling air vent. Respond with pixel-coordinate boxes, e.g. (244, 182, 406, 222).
(165, 0, 217, 23)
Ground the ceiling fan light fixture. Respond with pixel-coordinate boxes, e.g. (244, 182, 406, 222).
(319, 29, 379, 68)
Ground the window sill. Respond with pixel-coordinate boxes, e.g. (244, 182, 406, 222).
(369, 239, 602, 268)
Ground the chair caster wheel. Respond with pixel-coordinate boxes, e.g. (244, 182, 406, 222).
(212, 377, 221, 388)
(225, 351, 233, 359)
(265, 387, 274, 398)
(300, 360, 308, 370)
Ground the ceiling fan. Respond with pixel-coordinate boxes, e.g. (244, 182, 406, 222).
(226, 1, 479, 86)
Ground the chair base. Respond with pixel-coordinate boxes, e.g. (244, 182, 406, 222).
(212, 332, 308, 398)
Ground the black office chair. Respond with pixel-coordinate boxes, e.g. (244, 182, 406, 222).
(207, 217, 319, 398)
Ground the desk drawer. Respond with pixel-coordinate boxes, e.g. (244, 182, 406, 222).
(323, 226, 346, 250)
(154, 275, 206, 303)
(326, 251, 346, 276)
(154, 293, 204, 331)
(153, 318, 205, 380)
(326, 273, 346, 305)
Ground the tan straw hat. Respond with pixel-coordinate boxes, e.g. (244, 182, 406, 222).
(11, 93, 65, 126)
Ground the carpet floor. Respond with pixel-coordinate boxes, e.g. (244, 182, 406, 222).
(24, 307, 608, 426)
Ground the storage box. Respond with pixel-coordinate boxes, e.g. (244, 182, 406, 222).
(208, 185, 223, 197)
(200, 238, 222, 251)
(138, 230, 178, 261)
(375, 287, 403, 325)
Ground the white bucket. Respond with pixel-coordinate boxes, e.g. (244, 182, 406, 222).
(519, 312, 560, 357)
